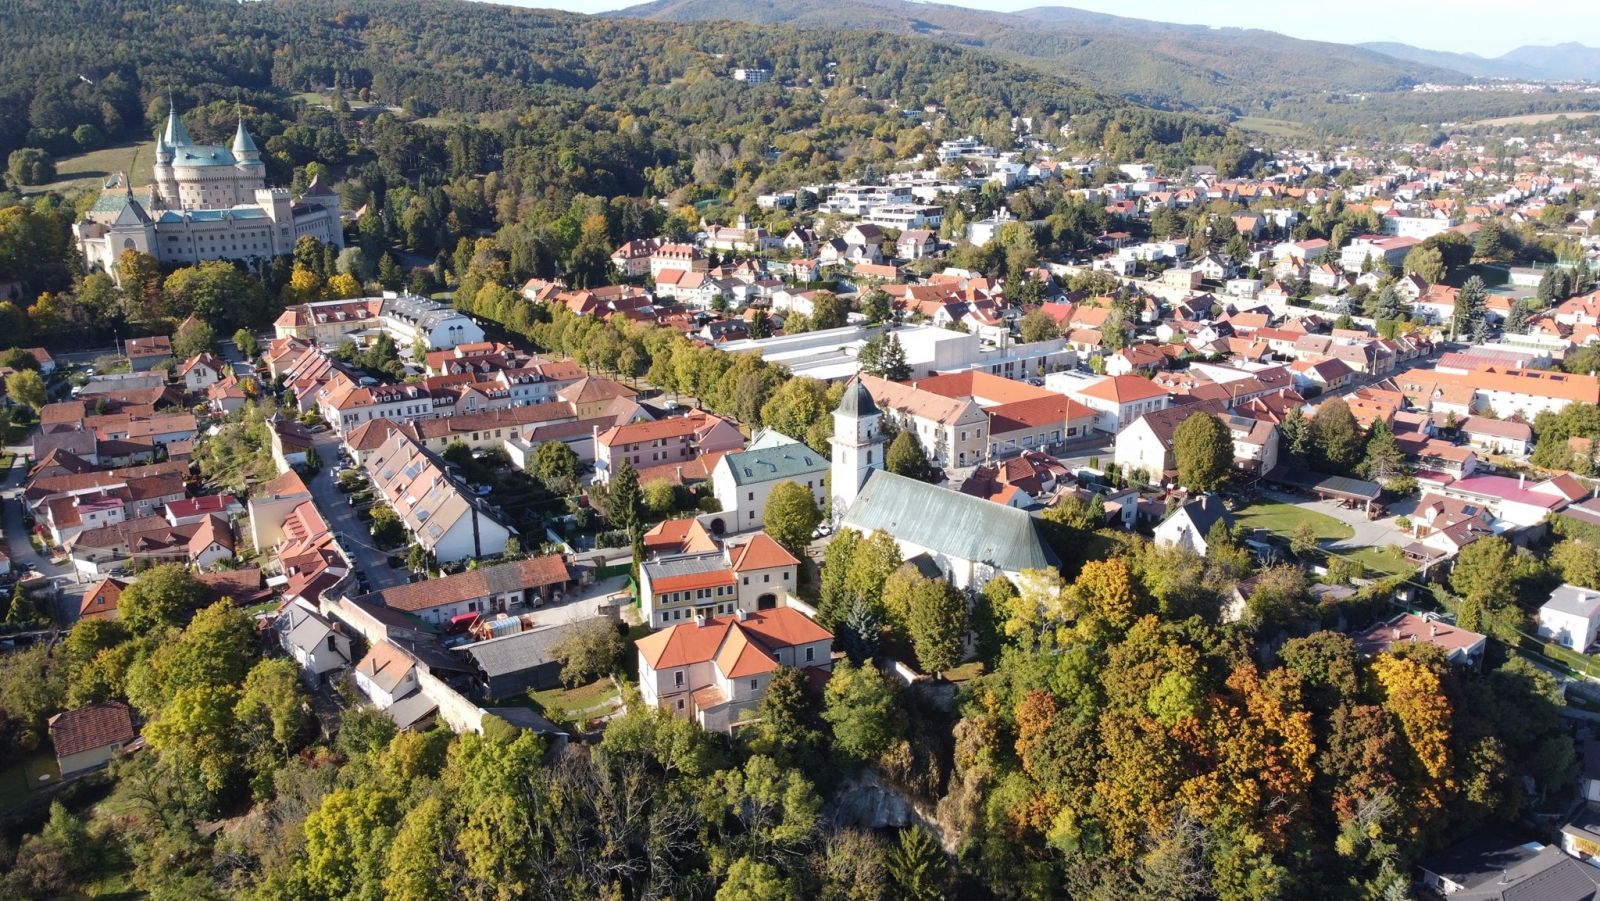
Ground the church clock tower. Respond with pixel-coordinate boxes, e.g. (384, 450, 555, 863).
(829, 377, 885, 520)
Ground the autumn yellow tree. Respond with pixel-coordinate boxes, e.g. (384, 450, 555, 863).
(324, 272, 363, 299)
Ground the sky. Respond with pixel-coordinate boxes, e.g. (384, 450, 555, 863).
(490, 0, 1595, 58)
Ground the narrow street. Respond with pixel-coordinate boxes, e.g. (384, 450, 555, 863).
(306, 433, 408, 593)
(2, 455, 88, 626)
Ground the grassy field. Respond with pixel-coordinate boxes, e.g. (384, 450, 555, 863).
(1474, 111, 1600, 126)
(1230, 116, 1311, 138)
(1233, 501, 1354, 542)
(26, 140, 156, 198)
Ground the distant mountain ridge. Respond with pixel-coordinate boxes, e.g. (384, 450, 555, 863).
(1359, 41, 1600, 82)
(618, 0, 1470, 116)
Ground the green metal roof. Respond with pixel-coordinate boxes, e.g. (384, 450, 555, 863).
(723, 443, 827, 486)
(841, 471, 1057, 575)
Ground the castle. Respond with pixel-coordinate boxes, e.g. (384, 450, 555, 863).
(75, 102, 343, 275)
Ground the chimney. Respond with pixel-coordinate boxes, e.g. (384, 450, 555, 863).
(1392, 627, 1402, 640)
(1430, 623, 1438, 639)
(737, 608, 749, 622)
(695, 613, 708, 628)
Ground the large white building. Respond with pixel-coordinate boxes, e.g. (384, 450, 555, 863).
(75, 103, 342, 275)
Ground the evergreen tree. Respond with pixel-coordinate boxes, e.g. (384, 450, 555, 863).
(1374, 285, 1400, 321)
(378, 253, 404, 291)
(1360, 418, 1405, 484)
(1453, 275, 1487, 341)
(879, 334, 910, 381)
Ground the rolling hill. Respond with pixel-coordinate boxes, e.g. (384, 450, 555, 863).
(1360, 41, 1600, 83)
(619, 0, 1470, 117)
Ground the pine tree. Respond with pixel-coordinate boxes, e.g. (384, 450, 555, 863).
(880, 334, 910, 381)
(1454, 275, 1486, 341)
(1361, 418, 1405, 484)
(1374, 285, 1399, 321)
(378, 253, 404, 291)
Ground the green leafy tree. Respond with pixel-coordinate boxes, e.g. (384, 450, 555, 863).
(232, 327, 259, 359)
(1451, 536, 1517, 623)
(907, 578, 968, 677)
(717, 857, 792, 901)
(751, 666, 821, 764)
(552, 618, 624, 686)
(1360, 418, 1405, 484)
(369, 504, 405, 548)
(861, 287, 892, 324)
(7, 148, 55, 185)
(764, 480, 822, 560)
(1403, 244, 1446, 284)
(811, 292, 847, 330)
(1311, 397, 1362, 474)
(1017, 308, 1061, 343)
(822, 658, 900, 764)
(533, 440, 578, 493)
(643, 478, 677, 516)
(1172, 412, 1231, 493)
(118, 563, 206, 634)
(4, 368, 46, 411)
(886, 430, 934, 482)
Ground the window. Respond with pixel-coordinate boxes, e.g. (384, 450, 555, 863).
(747, 491, 754, 501)
(749, 679, 758, 690)
(763, 573, 771, 583)
(675, 671, 685, 687)
(676, 699, 685, 710)
(327, 636, 337, 652)
(805, 647, 814, 663)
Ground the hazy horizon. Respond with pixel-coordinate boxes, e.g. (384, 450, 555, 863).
(488, 0, 1597, 59)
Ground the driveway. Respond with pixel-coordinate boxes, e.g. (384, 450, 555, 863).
(1262, 488, 1411, 552)
(2, 456, 89, 626)
(306, 433, 408, 593)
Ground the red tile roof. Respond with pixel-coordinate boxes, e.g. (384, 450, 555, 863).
(48, 701, 135, 757)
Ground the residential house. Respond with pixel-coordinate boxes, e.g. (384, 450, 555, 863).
(363, 429, 513, 563)
(275, 597, 352, 686)
(1152, 495, 1233, 555)
(361, 555, 573, 626)
(48, 701, 136, 779)
(1539, 583, 1600, 653)
(1418, 834, 1600, 899)
(638, 533, 801, 628)
(268, 416, 315, 473)
(709, 432, 829, 536)
(1053, 374, 1172, 434)
(636, 607, 833, 733)
(176, 353, 224, 393)
(596, 413, 745, 482)
(125, 336, 172, 371)
(1351, 613, 1486, 667)
(896, 229, 938, 260)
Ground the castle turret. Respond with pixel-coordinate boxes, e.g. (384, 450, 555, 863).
(232, 118, 260, 162)
(163, 99, 192, 148)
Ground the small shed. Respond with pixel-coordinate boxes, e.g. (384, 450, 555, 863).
(461, 620, 594, 701)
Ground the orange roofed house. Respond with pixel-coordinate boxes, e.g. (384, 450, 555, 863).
(636, 606, 833, 732)
(638, 532, 801, 628)
(595, 412, 744, 483)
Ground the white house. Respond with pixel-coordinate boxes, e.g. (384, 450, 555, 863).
(635, 607, 833, 733)
(709, 430, 828, 535)
(353, 639, 419, 710)
(276, 597, 352, 686)
(1152, 495, 1233, 555)
(1538, 583, 1600, 653)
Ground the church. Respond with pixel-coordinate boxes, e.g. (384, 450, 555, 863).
(831, 377, 1057, 590)
(74, 102, 343, 275)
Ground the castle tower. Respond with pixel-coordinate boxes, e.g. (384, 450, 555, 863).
(233, 117, 261, 163)
(829, 377, 884, 519)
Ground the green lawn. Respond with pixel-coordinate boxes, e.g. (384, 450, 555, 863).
(943, 661, 986, 683)
(1233, 501, 1354, 542)
(26, 140, 156, 197)
(1337, 545, 1412, 578)
(0, 752, 60, 810)
(529, 678, 621, 729)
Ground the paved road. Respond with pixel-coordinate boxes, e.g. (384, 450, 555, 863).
(306, 433, 408, 593)
(2, 456, 88, 626)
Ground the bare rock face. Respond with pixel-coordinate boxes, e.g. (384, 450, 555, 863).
(825, 770, 914, 830)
